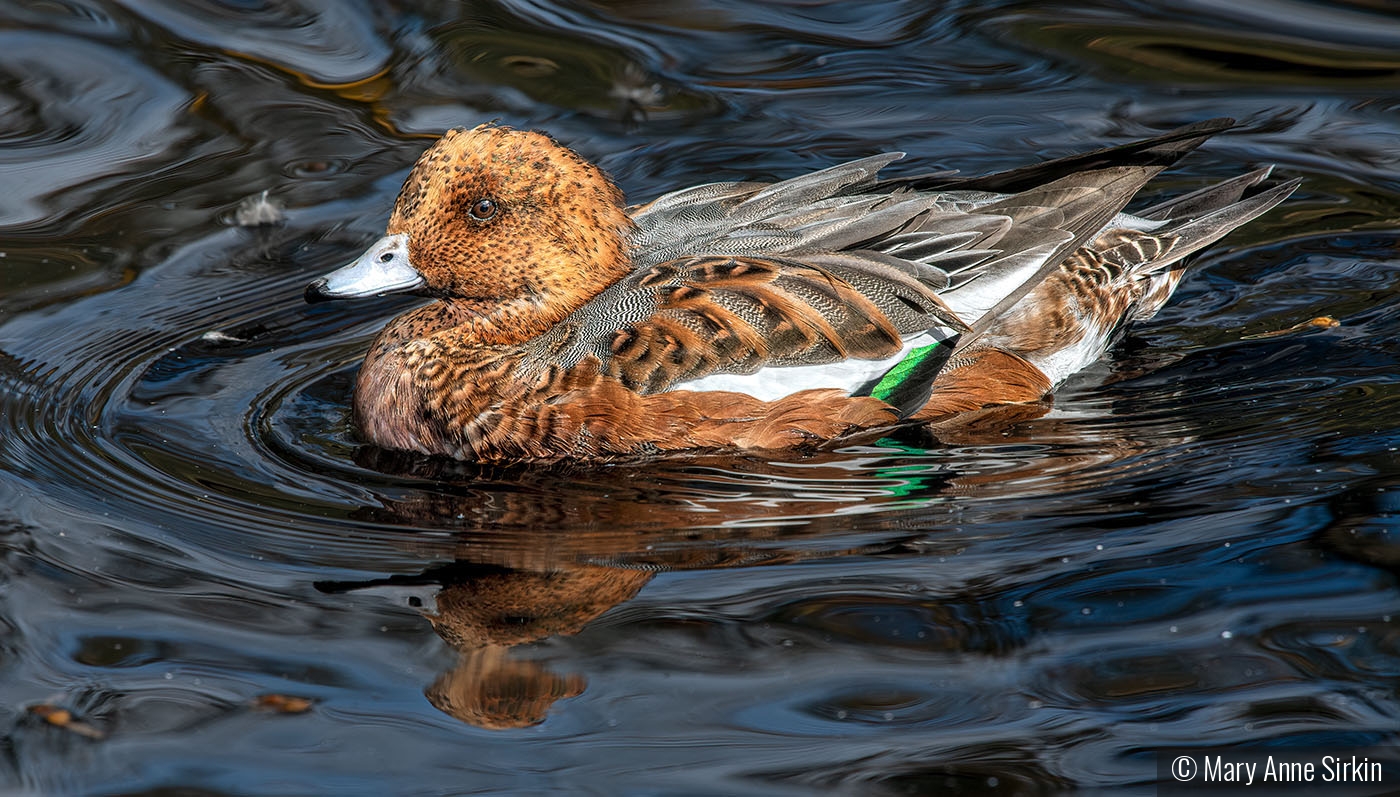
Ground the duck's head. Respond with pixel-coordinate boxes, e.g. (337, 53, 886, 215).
(306, 125, 633, 324)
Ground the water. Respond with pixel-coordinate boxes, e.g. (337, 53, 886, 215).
(1, 0, 1398, 793)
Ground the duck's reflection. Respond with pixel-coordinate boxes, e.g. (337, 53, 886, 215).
(318, 560, 655, 727)
(323, 402, 1194, 729)
(318, 538, 896, 728)
(426, 563, 649, 728)
(427, 646, 584, 730)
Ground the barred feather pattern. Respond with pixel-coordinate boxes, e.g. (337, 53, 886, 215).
(522, 253, 958, 395)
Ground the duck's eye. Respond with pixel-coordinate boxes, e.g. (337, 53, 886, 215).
(468, 198, 497, 221)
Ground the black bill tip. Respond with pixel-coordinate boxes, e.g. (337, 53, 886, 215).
(304, 278, 331, 304)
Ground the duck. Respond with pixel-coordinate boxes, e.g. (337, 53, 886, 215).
(305, 119, 1298, 462)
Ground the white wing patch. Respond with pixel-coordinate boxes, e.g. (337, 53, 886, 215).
(671, 330, 945, 401)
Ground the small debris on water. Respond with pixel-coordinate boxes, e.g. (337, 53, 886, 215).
(253, 694, 315, 714)
(201, 330, 246, 345)
(234, 190, 285, 227)
(1242, 316, 1339, 339)
(28, 704, 105, 739)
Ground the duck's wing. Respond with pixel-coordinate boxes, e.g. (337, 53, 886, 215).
(525, 250, 962, 395)
(526, 120, 1238, 399)
(524, 178, 1125, 396)
(628, 154, 920, 268)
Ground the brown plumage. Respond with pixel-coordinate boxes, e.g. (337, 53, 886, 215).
(306, 121, 1298, 462)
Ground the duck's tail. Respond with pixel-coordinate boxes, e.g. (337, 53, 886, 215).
(873, 130, 1299, 421)
(971, 169, 1300, 387)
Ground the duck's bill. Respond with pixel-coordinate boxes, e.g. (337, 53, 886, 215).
(304, 233, 424, 303)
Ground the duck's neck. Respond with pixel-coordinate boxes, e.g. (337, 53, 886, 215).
(369, 294, 578, 349)
(441, 295, 585, 346)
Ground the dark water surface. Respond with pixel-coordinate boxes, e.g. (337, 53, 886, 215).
(2, 0, 1399, 793)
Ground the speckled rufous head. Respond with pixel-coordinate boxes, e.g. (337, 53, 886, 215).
(306, 124, 633, 314)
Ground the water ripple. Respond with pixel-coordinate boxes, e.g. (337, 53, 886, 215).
(116, 0, 393, 86)
(0, 31, 193, 230)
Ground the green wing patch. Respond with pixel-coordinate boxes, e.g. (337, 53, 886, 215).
(855, 335, 960, 418)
